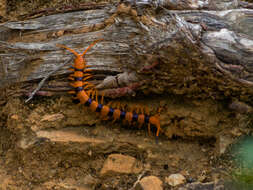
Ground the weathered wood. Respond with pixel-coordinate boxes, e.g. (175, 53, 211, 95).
(0, 0, 252, 104)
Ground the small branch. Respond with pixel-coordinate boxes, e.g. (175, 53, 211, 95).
(25, 56, 73, 103)
(129, 170, 146, 190)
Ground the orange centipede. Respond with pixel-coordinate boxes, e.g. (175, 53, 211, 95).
(57, 40, 161, 137)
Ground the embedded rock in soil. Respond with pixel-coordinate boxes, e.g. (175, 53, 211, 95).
(100, 154, 142, 176)
(179, 182, 215, 190)
(36, 130, 106, 144)
(166, 173, 186, 187)
(42, 178, 94, 190)
(136, 176, 163, 190)
(215, 135, 235, 155)
(18, 129, 107, 149)
(40, 113, 65, 122)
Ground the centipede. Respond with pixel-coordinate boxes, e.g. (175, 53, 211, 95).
(57, 40, 161, 137)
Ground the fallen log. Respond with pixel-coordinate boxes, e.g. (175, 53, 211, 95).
(0, 0, 252, 105)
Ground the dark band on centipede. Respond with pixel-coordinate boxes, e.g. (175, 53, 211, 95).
(85, 98, 92, 106)
(132, 113, 138, 122)
(74, 77, 83, 81)
(76, 87, 84, 92)
(95, 104, 103, 112)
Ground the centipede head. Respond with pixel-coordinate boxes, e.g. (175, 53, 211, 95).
(56, 44, 85, 69)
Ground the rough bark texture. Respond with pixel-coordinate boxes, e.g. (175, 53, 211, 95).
(0, 0, 252, 102)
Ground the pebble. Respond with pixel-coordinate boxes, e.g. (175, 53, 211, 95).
(166, 173, 186, 186)
(100, 154, 142, 176)
(215, 135, 234, 155)
(136, 176, 163, 190)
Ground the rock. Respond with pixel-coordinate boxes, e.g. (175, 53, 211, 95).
(43, 178, 94, 190)
(229, 101, 253, 114)
(215, 135, 234, 155)
(136, 176, 163, 190)
(36, 130, 106, 144)
(179, 182, 214, 190)
(166, 174, 186, 186)
(100, 154, 142, 176)
(40, 113, 64, 122)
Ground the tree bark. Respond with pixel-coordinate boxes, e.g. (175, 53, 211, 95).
(0, 0, 252, 105)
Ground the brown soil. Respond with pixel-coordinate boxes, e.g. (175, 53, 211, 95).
(0, 92, 248, 189)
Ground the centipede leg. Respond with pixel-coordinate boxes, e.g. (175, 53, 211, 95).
(83, 84, 95, 90)
(138, 122, 143, 129)
(83, 73, 92, 77)
(86, 90, 91, 97)
(129, 106, 134, 113)
(70, 83, 77, 88)
(91, 90, 95, 100)
(144, 106, 150, 115)
(68, 91, 76, 94)
(140, 106, 144, 114)
(82, 75, 93, 82)
(148, 123, 151, 136)
(101, 92, 104, 104)
(95, 90, 98, 102)
(85, 69, 93, 73)
(68, 76, 74, 80)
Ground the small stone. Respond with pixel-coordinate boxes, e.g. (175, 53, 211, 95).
(229, 101, 252, 114)
(215, 135, 234, 155)
(56, 30, 64, 37)
(100, 154, 142, 176)
(136, 176, 163, 190)
(10, 114, 19, 120)
(166, 174, 186, 186)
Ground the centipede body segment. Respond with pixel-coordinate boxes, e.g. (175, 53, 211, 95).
(57, 40, 161, 137)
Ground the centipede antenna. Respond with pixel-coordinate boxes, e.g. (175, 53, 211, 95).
(81, 39, 103, 57)
(56, 44, 80, 57)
